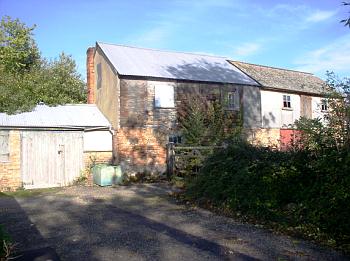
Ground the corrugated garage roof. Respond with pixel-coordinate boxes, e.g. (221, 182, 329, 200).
(0, 104, 111, 129)
(97, 42, 259, 85)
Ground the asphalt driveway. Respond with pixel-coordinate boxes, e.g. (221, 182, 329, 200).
(0, 183, 347, 260)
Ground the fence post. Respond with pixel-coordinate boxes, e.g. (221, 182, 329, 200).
(166, 142, 175, 179)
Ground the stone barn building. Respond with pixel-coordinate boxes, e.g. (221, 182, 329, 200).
(86, 42, 327, 175)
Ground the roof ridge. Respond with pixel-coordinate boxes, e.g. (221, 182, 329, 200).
(230, 60, 314, 75)
(97, 42, 228, 59)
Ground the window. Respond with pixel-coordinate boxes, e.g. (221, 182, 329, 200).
(227, 92, 235, 109)
(226, 90, 239, 110)
(96, 63, 102, 89)
(321, 99, 328, 111)
(0, 131, 9, 162)
(155, 84, 175, 108)
(283, 95, 291, 108)
(168, 135, 182, 144)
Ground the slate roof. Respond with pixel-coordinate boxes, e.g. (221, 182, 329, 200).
(230, 61, 327, 95)
(97, 42, 259, 85)
(0, 104, 111, 129)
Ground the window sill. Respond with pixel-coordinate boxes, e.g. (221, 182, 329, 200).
(282, 107, 293, 111)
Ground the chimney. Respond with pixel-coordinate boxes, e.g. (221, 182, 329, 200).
(86, 47, 95, 104)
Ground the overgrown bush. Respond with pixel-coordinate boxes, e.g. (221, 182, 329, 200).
(186, 141, 350, 251)
(185, 73, 350, 251)
(177, 92, 242, 146)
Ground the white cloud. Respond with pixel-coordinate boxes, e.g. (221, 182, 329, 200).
(294, 35, 350, 76)
(232, 43, 261, 57)
(130, 27, 170, 48)
(306, 10, 337, 23)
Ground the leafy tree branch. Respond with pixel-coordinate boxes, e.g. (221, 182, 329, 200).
(0, 16, 86, 114)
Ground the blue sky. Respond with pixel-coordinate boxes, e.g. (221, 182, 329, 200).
(1, 0, 349, 80)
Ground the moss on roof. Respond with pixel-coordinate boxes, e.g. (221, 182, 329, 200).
(230, 61, 327, 95)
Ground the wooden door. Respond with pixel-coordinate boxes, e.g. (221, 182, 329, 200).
(21, 131, 83, 189)
(300, 95, 312, 119)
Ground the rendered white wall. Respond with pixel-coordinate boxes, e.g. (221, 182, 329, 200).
(312, 97, 325, 119)
(261, 90, 300, 128)
(84, 130, 112, 152)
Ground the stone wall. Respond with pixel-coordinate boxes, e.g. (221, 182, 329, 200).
(91, 46, 263, 174)
(0, 130, 22, 191)
(116, 79, 247, 175)
(94, 47, 120, 129)
(245, 128, 281, 148)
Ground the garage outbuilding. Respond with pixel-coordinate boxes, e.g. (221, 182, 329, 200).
(0, 104, 112, 191)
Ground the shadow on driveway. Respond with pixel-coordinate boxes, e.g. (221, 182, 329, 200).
(0, 195, 60, 260)
(0, 184, 348, 261)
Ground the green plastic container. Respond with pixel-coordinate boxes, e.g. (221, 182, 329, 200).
(92, 164, 115, 186)
(113, 165, 123, 185)
(92, 164, 123, 186)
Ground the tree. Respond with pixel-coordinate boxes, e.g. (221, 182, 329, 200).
(341, 2, 350, 27)
(294, 71, 350, 152)
(177, 90, 242, 146)
(0, 16, 40, 72)
(0, 16, 86, 114)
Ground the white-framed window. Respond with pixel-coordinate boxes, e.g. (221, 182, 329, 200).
(321, 99, 328, 111)
(155, 84, 175, 108)
(0, 131, 10, 162)
(96, 63, 102, 89)
(283, 95, 291, 108)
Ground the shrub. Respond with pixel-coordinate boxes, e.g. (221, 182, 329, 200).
(186, 141, 350, 251)
(0, 225, 12, 260)
(184, 72, 350, 251)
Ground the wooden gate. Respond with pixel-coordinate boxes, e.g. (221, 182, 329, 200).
(166, 143, 224, 177)
(21, 131, 84, 189)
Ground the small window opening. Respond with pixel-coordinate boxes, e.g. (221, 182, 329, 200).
(169, 135, 182, 144)
(0, 131, 10, 162)
(96, 63, 102, 89)
(283, 95, 291, 108)
(227, 92, 235, 109)
(321, 100, 328, 111)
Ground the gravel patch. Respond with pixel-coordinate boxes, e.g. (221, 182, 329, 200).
(0, 183, 348, 260)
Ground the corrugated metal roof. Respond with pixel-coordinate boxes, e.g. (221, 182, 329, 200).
(97, 42, 259, 85)
(0, 104, 111, 129)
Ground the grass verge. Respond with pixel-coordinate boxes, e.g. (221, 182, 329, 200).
(0, 187, 61, 198)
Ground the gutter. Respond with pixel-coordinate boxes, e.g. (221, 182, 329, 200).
(0, 125, 113, 132)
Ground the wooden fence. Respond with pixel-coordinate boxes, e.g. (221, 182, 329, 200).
(166, 143, 224, 177)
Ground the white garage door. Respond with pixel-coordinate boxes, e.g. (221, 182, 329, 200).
(21, 131, 84, 189)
